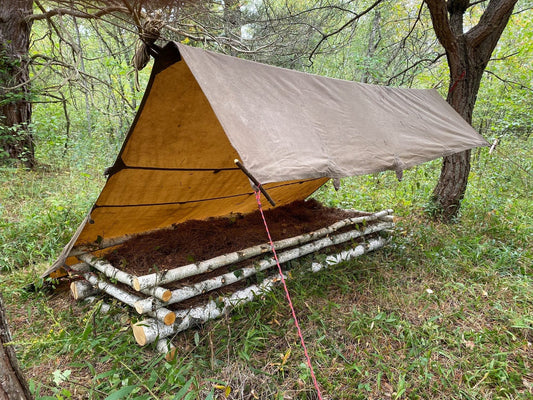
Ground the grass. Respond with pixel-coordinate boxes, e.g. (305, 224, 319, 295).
(0, 136, 531, 399)
(0, 166, 105, 271)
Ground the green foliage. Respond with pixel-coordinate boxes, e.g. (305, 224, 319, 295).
(28, 18, 149, 169)
(473, 6, 533, 138)
(307, 2, 443, 87)
(0, 167, 103, 271)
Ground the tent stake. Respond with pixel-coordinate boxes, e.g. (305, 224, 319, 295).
(234, 159, 276, 206)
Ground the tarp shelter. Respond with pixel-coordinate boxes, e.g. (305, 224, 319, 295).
(46, 41, 488, 277)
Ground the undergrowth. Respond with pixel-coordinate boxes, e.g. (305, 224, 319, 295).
(0, 137, 531, 399)
(0, 167, 105, 272)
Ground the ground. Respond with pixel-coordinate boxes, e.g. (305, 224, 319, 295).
(1, 140, 531, 399)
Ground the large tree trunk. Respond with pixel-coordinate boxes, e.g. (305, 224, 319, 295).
(0, 293, 33, 400)
(426, 0, 517, 220)
(431, 37, 485, 219)
(0, 0, 35, 168)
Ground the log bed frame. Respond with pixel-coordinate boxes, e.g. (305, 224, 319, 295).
(68, 209, 394, 357)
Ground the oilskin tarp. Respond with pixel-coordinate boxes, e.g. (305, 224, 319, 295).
(46, 41, 487, 276)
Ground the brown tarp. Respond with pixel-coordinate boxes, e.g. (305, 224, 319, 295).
(45, 41, 487, 276)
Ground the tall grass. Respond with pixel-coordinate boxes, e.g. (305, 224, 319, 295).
(0, 168, 104, 271)
(0, 136, 531, 399)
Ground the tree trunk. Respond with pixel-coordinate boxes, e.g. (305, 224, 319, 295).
(431, 37, 484, 219)
(426, 0, 517, 220)
(0, 0, 35, 168)
(0, 293, 33, 400)
(431, 150, 471, 219)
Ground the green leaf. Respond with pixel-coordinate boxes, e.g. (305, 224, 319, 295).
(52, 369, 71, 386)
(94, 370, 115, 380)
(103, 385, 137, 400)
(183, 393, 196, 400)
(172, 377, 194, 400)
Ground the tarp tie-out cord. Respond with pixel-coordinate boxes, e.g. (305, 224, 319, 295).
(253, 189, 324, 400)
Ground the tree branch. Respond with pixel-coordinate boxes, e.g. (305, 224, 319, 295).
(386, 53, 445, 85)
(268, 2, 358, 23)
(423, 0, 458, 53)
(308, 0, 385, 62)
(489, 50, 519, 61)
(467, 0, 488, 9)
(513, 5, 533, 14)
(31, 54, 136, 110)
(448, 0, 470, 35)
(484, 70, 532, 91)
(466, 0, 518, 47)
(27, 5, 129, 22)
(399, 0, 425, 49)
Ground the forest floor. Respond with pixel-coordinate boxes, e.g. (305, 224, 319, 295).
(0, 137, 531, 399)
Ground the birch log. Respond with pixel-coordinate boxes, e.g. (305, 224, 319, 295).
(132, 276, 277, 346)
(379, 215, 394, 222)
(68, 262, 92, 274)
(140, 286, 172, 302)
(133, 235, 391, 344)
(70, 280, 98, 300)
(79, 254, 136, 287)
(133, 211, 394, 290)
(82, 273, 176, 326)
(79, 255, 171, 301)
(310, 236, 387, 272)
(156, 338, 177, 361)
(134, 221, 392, 314)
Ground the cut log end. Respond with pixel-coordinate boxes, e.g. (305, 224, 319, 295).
(70, 280, 97, 301)
(132, 278, 141, 291)
(134, 302, 144, 315)
(161, 290, 172, 302)
(156, 339, 177, 362)
(132, 323, 147, 346)
(163, 311, 176, 326)
(70, 281, 79, 299)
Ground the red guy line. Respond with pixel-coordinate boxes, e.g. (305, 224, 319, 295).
(254, 190, 324, 400)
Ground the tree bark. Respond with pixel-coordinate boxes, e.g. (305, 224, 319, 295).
(361, 9, 381, 84)
(425, 0, 517, 220)
(431, 36, 481, 219)
(0, 1, 134, 168)
(0, 293, 33, 400)
(0, 0, 35, 168)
